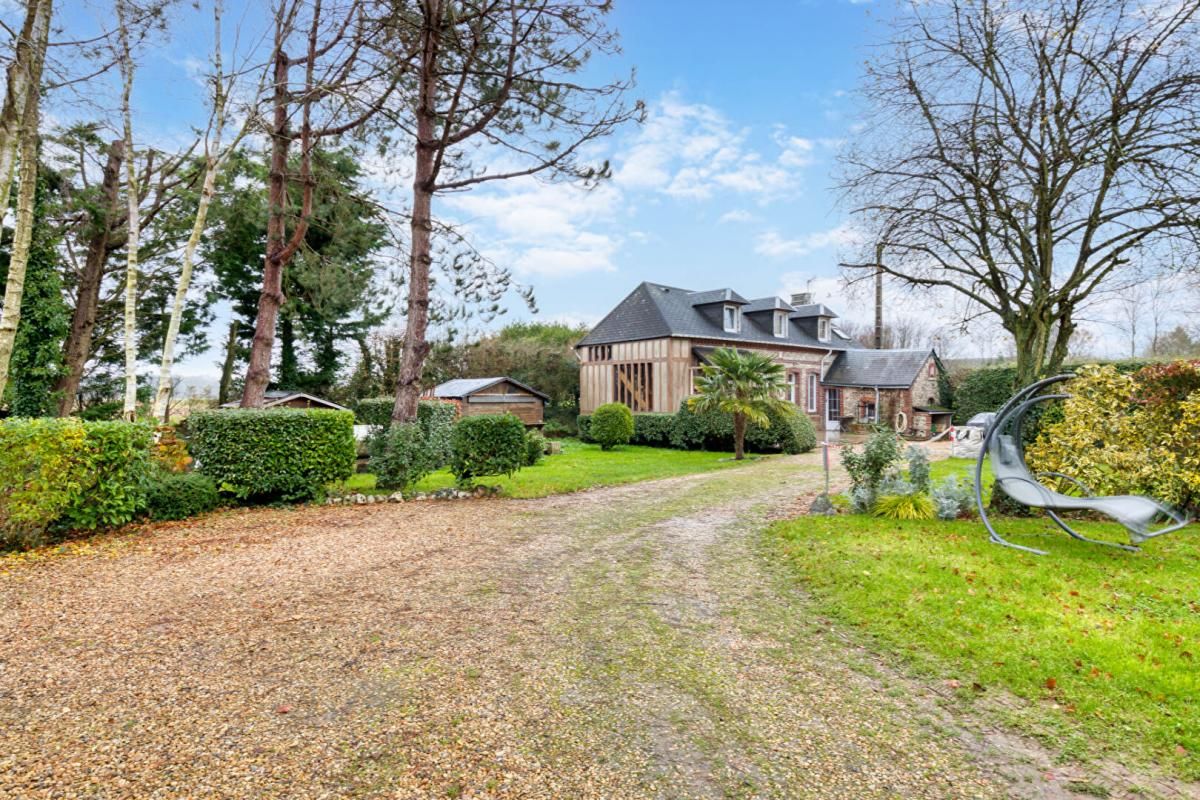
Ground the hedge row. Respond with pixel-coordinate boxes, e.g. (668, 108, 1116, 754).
(579, 401, 817, 455)
(368, 401, 457, 493)
(951, 360, 1157, 424)
(190, 409, 356, 502)
(0, 418, 155, 549)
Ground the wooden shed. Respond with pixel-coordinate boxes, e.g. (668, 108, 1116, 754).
(425, 377, 548, 426)
(219, 390, 348, 411)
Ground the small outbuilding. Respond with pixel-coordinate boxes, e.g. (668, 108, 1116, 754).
(219, 390, 349, 411)
(425, 377, 548, 426)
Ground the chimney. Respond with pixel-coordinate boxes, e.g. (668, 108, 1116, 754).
(790, 292, 812, 307)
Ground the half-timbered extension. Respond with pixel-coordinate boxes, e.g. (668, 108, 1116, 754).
(576, 282, 947, 435)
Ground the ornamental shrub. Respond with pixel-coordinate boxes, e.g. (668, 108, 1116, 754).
(905, 445, 931, 493)
(931, 476, 974, 520)
(525, 428, 547, 467)
(576, 413, 593, 442)
(1027, 362, 1200, 511)
(591, 403, 634, 450)
(0, 418, 155, 548)
(631, 413, 675, 447)
(449, 414, 528, 486)
(189, 409, 356, 502)
(873, 492, 935, 520)
(416, 401, 456, 467)
(145, 471, 221, 521)
(841, 428, 903, 509)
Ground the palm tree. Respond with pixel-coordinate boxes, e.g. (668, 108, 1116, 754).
(689, 347, 788, 460)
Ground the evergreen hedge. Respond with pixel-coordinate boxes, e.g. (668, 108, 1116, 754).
(590, 403, 634, 450)
(145, 472, 221, 521)
(0, 418, 154, 549)
(576, 404, 817, 455)
(449, 414, 528, 485)
(190, 409, 356, 502)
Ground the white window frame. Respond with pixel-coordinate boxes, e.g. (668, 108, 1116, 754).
(786, 373, 798, 404)
(723, 304, 741, 333)
(806, 373, 818, 413)
(817, 317, 831, 342)
(773, 310, 788, 338)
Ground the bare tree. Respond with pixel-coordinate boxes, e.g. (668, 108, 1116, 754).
(116, 0, 142, 419)
(239, 0, 401, 408)
(382, 0, 640, 422)
(0, 0, 52, 400)
(840, 0, 1200, 387)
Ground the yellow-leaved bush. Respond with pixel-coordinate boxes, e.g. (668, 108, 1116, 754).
(1026, 361, 1200, 510)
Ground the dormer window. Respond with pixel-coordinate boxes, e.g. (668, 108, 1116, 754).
(773, 310, 788, 338)
(817, 317, 831, 342)
(723, 304, 741, 333)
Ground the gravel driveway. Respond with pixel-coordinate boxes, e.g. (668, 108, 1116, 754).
(0, 453, 1125, 798)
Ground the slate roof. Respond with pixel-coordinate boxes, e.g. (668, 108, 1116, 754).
(430, 377, 549, 401)
(822, 348, 936, 388)
(743, 296, 794, 313)
(687, 288, 747, 305)
(576, 282, 858, 350)
(790, 303, 838, 319)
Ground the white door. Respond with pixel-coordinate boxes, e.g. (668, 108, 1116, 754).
(825, 387, 841, 431)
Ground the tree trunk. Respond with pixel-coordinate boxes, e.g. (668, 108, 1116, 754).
(732, 412, 746, 460)
(0, 0, 44, 221)
(118, 0, 140, 420)
(217, 319, 239, 406)
(55, 140, 124, 415)
(391, 4, 440, 423)
(0, 0, 51, 401)
(240, 50, 292, 408)
(1008, 314, 1053, 388)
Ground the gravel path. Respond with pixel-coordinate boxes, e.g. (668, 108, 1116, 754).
(0, 453, 1129, 798)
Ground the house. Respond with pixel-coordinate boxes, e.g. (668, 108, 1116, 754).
(424, 377, 548, 426)
(219, 390, 348, 411)
(575, 281, 946, 436)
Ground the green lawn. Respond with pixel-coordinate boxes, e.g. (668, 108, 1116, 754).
(341, 439, 759, 499)
(765, 505, 1200, 780)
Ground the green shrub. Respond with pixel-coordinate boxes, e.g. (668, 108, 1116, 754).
(145, 471, 220, 521)
(525, 428, 547, 467)
(669, 401, 816, 454)
(449, 414, 528, 486)
(417, 401, 456, 467)
(353, 396, 394, 427)
(544, 405, 578, 437)
(932, 476, 973, 520)
(58, 421, 154, 532)
(873, 492, 935, 520)
(576, 413, 593, 442)
(841, 428, 903, 508)
(0, 418, 91, 548)
(370, 422, 436, 493)
(542, 419, 573, 438)
(591, 403, 634, 450)
(189, 409, 356, 502)
(78, 400, 122, 422)
(631, 413, 674, 447)
(905, 445, 931, 493)
(0, 418, 154, 549)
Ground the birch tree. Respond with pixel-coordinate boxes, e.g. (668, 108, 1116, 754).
(383, 0, 640, 422)
(151, 0, 254, 421)
(116, 0, 141, 419)
(840, 0, 1200, 386)
(0, 0, 52, 400)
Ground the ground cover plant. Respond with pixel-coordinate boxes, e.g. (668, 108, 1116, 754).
(765, 512, 1200, 780)
(342, 439, 754, 499)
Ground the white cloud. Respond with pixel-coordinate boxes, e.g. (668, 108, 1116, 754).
(754, 222, 862, 258)
(718, 209, 755, 224)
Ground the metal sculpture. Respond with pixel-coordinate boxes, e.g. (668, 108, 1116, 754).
(975, 374, 1191, 555)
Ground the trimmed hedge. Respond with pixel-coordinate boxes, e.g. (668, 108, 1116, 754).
(591, 402, 634, 450)
(631, 413, 674, 447)
(0, 418, 154, 549)
(525, 428, 547, 467)
(671, 401, 816, 454)
(145, 471, 221, 521)
(576, 413, 593, 442)
(449, 414, 528, 485)
(189, 409, 356, 502)
(354, 396, 394, 427)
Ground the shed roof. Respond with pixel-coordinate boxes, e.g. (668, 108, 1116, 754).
(822, 348, 937, 389)
(430, 377, 549, 401)
(218, 390, 348, 411)
(576, 282, 860, 350)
